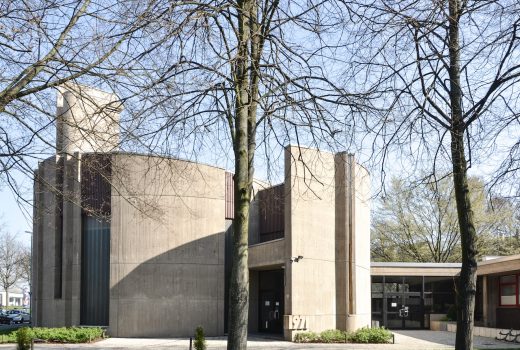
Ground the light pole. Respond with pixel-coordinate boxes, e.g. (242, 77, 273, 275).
(24, 230, 32, 323)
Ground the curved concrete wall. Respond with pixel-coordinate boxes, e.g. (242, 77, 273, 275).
(109, 154, 226, 337)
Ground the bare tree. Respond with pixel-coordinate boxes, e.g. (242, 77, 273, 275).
(0, 0, 167, 198)
(19, 246, 31, 290)
(0, 231, 23, 307)
(345, 1, 520, 348)
(2, 3, 365, 345)
(116, 1, 366, 348)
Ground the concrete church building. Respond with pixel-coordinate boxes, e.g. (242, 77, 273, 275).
(31, 85, 372, 339)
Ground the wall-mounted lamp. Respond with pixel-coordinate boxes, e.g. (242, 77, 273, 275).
(290, 255, 304, 263)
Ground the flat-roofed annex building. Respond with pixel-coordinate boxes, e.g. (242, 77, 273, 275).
(31, 85, 372, 339)
(370, 256, 520, 331)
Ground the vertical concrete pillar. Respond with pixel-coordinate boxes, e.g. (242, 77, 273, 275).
(282, 147, 371, 339)
(334, 153, 350, 330)
(334, 153, 371, 331)
(62, 153, 82, 325)
(345, 158, 371, 330)
(284, 146, 337, 340)
(37, 157, 62, 326)
(32, 165, 43, 325)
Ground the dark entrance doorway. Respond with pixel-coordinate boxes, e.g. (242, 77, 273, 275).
(258, 270, 284, 333)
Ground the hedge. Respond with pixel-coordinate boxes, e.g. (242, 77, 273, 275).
(0, 327, 105, 344)
(294, 327, 392, 344)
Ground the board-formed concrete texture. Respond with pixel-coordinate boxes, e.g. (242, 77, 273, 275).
(32, 153, 84, 328)
(284, 146, 338, 339)
(282, 146, 371, 340)
(109, 154, 226, 337)
(56, 84, 122, 155)
(32, 86, 372, 339)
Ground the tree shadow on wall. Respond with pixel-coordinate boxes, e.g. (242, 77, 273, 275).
(109, 231, 226, 338)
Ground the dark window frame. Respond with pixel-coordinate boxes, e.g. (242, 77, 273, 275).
(499, 274, 519, 307)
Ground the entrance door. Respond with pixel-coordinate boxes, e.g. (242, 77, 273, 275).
(404, 294, 423, 328)
(258, 270, 284, 334)
(385, 292, 423, 329)
(259, 291, 282, 332)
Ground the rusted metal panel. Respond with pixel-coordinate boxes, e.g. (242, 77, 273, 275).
(81, 154, 112, 218)
(258, 184, 284, 242)
(225, 172, 234, 219)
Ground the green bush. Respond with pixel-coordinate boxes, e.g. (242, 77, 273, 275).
(294, 327, 392, 344)
(350, 327, 392, 344)
(32, 327, 104, 343)
(446, 304, 457, 321)
(16, 327, 32, 350)
(0, 327, 105, 344)
(194, 326, 206, 350)
(0, 329, 17, 343)
(319, 329, 347, 343)
(293, 331, 319, 343)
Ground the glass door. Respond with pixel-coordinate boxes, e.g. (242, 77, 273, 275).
(258, 270, 284, 334)
(259, 291, 282, 333)
(385, 293, 404, 329)
(382, 276, 424, 329)
(403, 293, 423, 329)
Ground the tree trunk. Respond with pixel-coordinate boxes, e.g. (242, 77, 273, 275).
(5, 289, 8, 308)
(452, 127, 477, 350)
(227, 165, 250, 350)
(227, 0, 254, 349)
(448, 1, 478, 349)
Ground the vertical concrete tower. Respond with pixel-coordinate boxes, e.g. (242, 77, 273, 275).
(32, 84, 122, 328)
(56, 84, 122, 154)
(283, 146, 371, 340)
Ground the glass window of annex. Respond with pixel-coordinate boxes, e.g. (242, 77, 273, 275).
(371, 275, 457, 329)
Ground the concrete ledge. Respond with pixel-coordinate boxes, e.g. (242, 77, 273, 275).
(431, 320, 514, 339)
(249, 238, 285, 269)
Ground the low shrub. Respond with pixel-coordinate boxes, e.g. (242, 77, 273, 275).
(16, 327, 31, 350)
(319, 329, 348, 343)
(194, 326, 206, 350)
(350, 327, 392, 344)
(0, 329, 17, 343)
(32, 327, 105, 343)
(293, 331, 319, 343)
(446, 305, 457, 321)
(0, 327, 105, 344)
(294, 327, 392, 344)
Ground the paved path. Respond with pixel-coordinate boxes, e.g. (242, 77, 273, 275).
(0, 330, 519, 349)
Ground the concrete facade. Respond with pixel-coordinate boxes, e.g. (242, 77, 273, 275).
(33, 153, 227, 337)
(109, 155, 226, 337)
(32, 87, 372, 339)
(56, 84, 122, 154)
(281, 147, 371, 340)
(32, 154, 83, 328)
